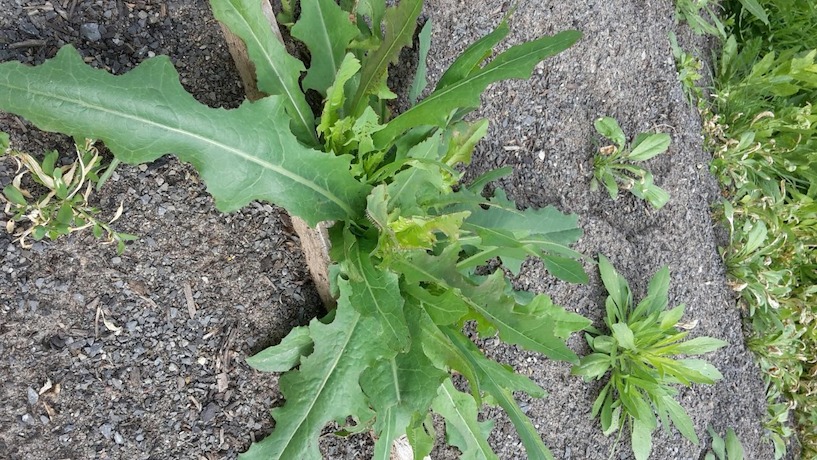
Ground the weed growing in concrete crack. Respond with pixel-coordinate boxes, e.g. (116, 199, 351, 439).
(590, 116, 671, 209)
(572, 255, 727, 460)
(0, 133, 135, 253)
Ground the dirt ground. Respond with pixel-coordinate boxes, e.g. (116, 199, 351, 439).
(0, 0, 799, 459)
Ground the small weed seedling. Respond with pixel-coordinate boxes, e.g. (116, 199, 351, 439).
(705, 426, 745, 460)
(591, 116, 671, 209)
(1, 133, 135, 253)
(572, 255, 727, 460)
(0, 1, 591, 458)
(668, 32, 704, 105)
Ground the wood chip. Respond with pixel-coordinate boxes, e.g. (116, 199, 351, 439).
(183, 282, 197, 319)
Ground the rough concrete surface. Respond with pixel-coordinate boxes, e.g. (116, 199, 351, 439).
(0, 0, 796, 459)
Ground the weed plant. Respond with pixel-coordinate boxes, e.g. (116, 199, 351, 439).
(687, 0, 817, 456)
(572, 255, 726, 460)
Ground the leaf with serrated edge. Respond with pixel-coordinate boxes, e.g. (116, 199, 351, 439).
(432, 379, 498, 460)
(291, 0, 359, 95)
(0, 47, 370, 226)
(362, 306, 447, 459)
(350, 0, 422, 114)
(375, 30, 581, 145)
(345, 242, 409, 352)
(394, 248, 581, 362)
(210, 0, 318, 146)
(443, 329, 553, 460)
(318, 53, 361, 139)
(246, 326, 313, 372)
(240, 276, 391, 459)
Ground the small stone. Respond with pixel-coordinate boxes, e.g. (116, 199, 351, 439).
(80, 23, 102, 42)
(114, 432, 124, 444)
(99, 423, 113, 439)
(200, 402, 218, 422)
(21, 413, 35, 426)
(26, 387, 38, 405)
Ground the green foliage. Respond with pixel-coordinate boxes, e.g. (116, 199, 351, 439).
(674, 0, 728, 38)
(705, 426, 745, 460)
(704, 1, 817, 454)
(572, 255, 727, 460)
(668, 32, 704, 105)
(1, 135, 135, 253)
(0, 1, 588, 458)
(590, 116, 671, 209)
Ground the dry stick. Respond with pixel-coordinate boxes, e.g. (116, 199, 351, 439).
(215, 4, 422, 459)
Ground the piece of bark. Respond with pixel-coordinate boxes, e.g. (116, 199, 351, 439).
(218, 5, 335, 308)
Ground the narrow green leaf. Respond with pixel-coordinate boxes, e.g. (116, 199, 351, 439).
(725, 428, 745, 460)
(708, 426, 726, 458)
(611, 323, 636, 350)
(406, 413, 435, 460)
(543, 255, 589, 284)
(443, 329, 553, 460)
(246, 326, 313, 372)
(598, 255, 631, 320)
(0, 46, 370, 226)
(291, 0, 359, 95)
(671, 337, 728, 355)
(239, 280, 391, 460)
(675, 359, 724, 384)
(466, 166, 513, 192)
(432, 379, 498, 460)
(631, 418, 654, 460)
(350, 0, 422, 114)
(661, 395, 698, 444)
(210, 0, 318, 146)
(628, 133, 670, 162)
(737, 0, 769, 25)
(409, 19, 433, 104)
(442, 119, 489, 167)
(356, 0, 387, 39)
(375, 30, 581, 145)
(571, 353, 612, 380)
(318, 53, 362, 138)
(436, 15, 510, 90)
(658, 304, 685, 330)
(0, 131, 9, 151)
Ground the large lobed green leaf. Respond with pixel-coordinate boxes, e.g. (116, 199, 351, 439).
(395, 246, 588, 363)
(374, 29, 582, 145)
(349, 0, 423, 115)
(242, 242, 406, 459)
(210, 0, 318, 146)
(0, 46, 370, 226)
(291, 0, 360, 95)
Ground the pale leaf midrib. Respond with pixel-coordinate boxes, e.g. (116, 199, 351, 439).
(277, 310, 362, 459)
(2, 82, 353, 216)
(230, 4, 318, 145)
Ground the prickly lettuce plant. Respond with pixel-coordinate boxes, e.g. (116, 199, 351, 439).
(0, 0, 588, 458)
